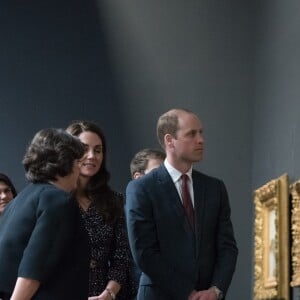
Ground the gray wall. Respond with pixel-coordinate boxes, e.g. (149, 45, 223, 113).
(253, 0, 300, 187)
(0, 1, 270, 299)
(101, 2, 254, 298)
(0, 0, 129, 191)
(253, 2, 300, 297)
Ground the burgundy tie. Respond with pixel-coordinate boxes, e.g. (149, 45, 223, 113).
(181, 174, 195, 231)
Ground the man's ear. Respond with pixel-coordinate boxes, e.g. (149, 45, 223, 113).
(165, 134, 174, 148)
(133, 172, 143, 179)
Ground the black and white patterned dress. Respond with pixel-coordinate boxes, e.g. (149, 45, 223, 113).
(79, 198, 130, 299)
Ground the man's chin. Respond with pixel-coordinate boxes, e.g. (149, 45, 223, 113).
(193, 155, 203, 162)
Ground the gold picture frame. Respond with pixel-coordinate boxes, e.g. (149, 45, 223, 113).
(290, 180, 300, 287)
(253, 173, 290, 300)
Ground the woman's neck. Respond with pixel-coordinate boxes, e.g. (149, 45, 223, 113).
(76, 176, 91, 211)
(77, 195, 91, 211)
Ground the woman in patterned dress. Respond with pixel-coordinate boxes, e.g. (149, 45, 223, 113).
(67, 121, 131, 300)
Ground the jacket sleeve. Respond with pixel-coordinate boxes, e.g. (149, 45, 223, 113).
(210, 180, 238, 296)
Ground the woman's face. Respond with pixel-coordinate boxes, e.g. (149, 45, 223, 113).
(0, 181, 14, 214)
(78, 131, 103, 178)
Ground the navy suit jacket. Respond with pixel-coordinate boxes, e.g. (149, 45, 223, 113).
(126, 165, 238, 300)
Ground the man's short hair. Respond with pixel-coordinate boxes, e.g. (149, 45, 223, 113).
(130, 148, 165, 178)
(156, 108, 193, 148)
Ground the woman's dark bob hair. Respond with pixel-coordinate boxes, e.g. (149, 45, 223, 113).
(0, 173, 17, 197)
(23, 128, 85, 183)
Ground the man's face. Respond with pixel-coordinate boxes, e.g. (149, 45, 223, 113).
(172, 112, 204, 164)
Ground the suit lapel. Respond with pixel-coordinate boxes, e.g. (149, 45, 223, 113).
(157, 165, 196, 238)
(192, 170, 206, 256)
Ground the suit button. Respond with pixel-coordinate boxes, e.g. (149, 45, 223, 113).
(90, 259, 97, 269)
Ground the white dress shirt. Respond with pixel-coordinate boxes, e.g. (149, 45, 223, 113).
(164, 159, 194, 207)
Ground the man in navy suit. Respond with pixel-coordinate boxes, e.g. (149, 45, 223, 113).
(126, 108, 238, 300)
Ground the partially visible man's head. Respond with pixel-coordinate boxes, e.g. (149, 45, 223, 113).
(130, 148, 166, 179)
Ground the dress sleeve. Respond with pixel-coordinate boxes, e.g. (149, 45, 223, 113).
(107, 205, 130, 286)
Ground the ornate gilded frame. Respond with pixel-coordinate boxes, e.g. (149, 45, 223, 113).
(253, 174, 290, 300)
(290, 180, 300, 287)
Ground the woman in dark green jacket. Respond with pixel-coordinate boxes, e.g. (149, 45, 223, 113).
(0, 128, 90, 300)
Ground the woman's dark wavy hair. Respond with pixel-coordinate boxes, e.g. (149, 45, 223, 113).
(66, 121, 123, 223)
(0, 173, 17, 197)
(22, 128, 85, 183)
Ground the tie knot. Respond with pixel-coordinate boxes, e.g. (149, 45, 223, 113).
(181, 174, 189, 183)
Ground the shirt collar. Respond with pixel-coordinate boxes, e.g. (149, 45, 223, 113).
(164, 159, 193, 183)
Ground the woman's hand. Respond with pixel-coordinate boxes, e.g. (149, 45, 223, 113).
(88, 280, 120, 300)
(88, 289, 112, 300)
(10, 277, 40, 300)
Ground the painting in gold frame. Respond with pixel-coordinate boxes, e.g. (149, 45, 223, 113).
(290, 180, 300, 287)
(253, 173, 290, 300)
